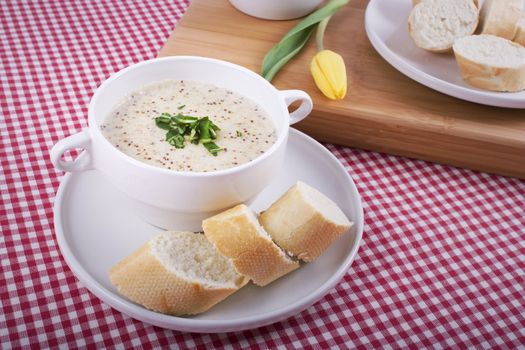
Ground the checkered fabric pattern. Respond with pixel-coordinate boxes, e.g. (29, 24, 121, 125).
(1, 0, 524, 348)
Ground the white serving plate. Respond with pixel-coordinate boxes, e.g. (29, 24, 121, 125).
(365, 0, 525, 109)
(53, 128, 364, 333)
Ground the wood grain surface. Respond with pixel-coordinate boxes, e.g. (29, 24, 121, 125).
(159, 0, 525, 179)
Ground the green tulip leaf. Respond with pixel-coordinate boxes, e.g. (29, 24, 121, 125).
(262, 27, 314, 82)
(261, 0, 349, 81)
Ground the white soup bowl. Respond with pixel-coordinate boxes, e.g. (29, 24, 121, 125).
(229, 0, 323, 20)
(50, 56, 312, 231)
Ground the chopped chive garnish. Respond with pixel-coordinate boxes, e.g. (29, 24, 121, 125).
(177, 116, 199, 124)
(236, 130, 242, 137)
(203, 142, 222, 156)
(178, 104, 186, 110)
(154, 112, 222, 156)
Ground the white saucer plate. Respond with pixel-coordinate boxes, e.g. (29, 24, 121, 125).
(365, 0, 525, 109)
(53, 128, 364, 333)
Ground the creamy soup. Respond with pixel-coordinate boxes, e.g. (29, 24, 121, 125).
(101, 80, 277, 172)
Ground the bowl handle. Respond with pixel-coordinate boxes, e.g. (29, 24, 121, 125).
(50, 129, 94, 172)
(279, 90, 313, 125)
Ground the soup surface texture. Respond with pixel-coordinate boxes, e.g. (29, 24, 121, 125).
(101, 80, 277, 172)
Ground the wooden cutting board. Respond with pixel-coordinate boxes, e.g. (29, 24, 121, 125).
(159, 0, 525, 179)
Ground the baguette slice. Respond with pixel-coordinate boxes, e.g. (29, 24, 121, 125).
(109, 231, 248, 315)
(202, 204, 299, 286)
(259, 182, 352, 263)
(478, 0, 523, 40)
(408, 0, 479, 53)
(514, 14, 525, 47)
(453, 34, 525, 92)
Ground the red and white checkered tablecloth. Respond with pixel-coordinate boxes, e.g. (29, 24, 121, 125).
(1, 0, 524, 348)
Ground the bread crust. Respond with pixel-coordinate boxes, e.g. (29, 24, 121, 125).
(259, 183, 352, 263)
(202, 205, 299, 286)
(453, 37, 525, 92)
(479, 0, 523, 40)
(514, 15, 525, 47)
(109, 235, 247, 315)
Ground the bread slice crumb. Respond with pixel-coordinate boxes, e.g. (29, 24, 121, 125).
(453, 34, 525, 92)
(109, 231, 248, 315)
(408, 0, 479, 53)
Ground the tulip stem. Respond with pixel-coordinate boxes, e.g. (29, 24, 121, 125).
(316, 15, 332, 52)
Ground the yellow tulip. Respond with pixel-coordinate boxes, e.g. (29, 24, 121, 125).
(310, 49, 347, 100)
